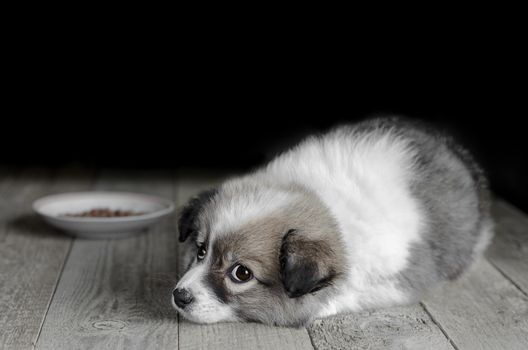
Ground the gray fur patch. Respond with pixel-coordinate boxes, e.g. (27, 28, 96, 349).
(360, 117, 494, 296)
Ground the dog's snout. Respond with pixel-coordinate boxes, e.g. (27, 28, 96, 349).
(173, 288, 194, 309)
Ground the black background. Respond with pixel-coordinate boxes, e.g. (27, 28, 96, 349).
(2, 38, 527, 213)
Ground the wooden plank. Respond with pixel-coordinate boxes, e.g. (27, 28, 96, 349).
(35, 170, 179, 350)
(486, 199, 528, 295)
(0, 167, 94, 350)
(307, 305, 453, 350)
(422, 259, 528, 350)
(175, 171, 315, 350)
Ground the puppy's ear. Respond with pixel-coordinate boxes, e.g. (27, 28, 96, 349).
(279, 229, 339, 298)
(178, 188, 217, 242)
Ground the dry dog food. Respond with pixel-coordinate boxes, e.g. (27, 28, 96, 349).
(63, 208, 145, 217)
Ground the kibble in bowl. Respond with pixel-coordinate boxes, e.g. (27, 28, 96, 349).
(63, 208, 146, 218)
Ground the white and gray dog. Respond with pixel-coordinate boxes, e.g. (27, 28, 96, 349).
(172, 117, 493, 326)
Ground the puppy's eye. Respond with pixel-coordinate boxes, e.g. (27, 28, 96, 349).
(229, 264, 253, 283)
(197, 244, 206, 260)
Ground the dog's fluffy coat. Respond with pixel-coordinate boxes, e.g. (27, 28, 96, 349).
(174, 117, 493, 326)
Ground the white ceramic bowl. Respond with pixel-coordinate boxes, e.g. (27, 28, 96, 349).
(33, 192, 175, 239)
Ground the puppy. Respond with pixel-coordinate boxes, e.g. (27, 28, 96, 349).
(172, 117, 493, 326)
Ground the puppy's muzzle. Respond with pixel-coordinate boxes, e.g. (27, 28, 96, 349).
(173, 288, 194, 309)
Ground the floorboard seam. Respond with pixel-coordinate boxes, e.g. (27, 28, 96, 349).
(487, 259, 528, 297)
(31, 238, 74, 349)
(177, 314, 180, 350)
(305, 326, 317, 350)
(419, 302, 460, 350)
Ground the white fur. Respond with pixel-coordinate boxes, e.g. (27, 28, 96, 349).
(211, 181, 299, 236)
(174, 258, 238, 323)
(257, 128, 424, 313)
(473, 218, 494, 259)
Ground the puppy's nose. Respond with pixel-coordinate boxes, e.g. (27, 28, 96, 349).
(173, 288, 194, 309)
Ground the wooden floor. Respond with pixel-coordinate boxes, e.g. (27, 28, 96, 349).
(0, 168, 527, 350)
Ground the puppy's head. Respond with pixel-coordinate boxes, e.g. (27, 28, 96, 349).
(172, 180, 346, 326)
